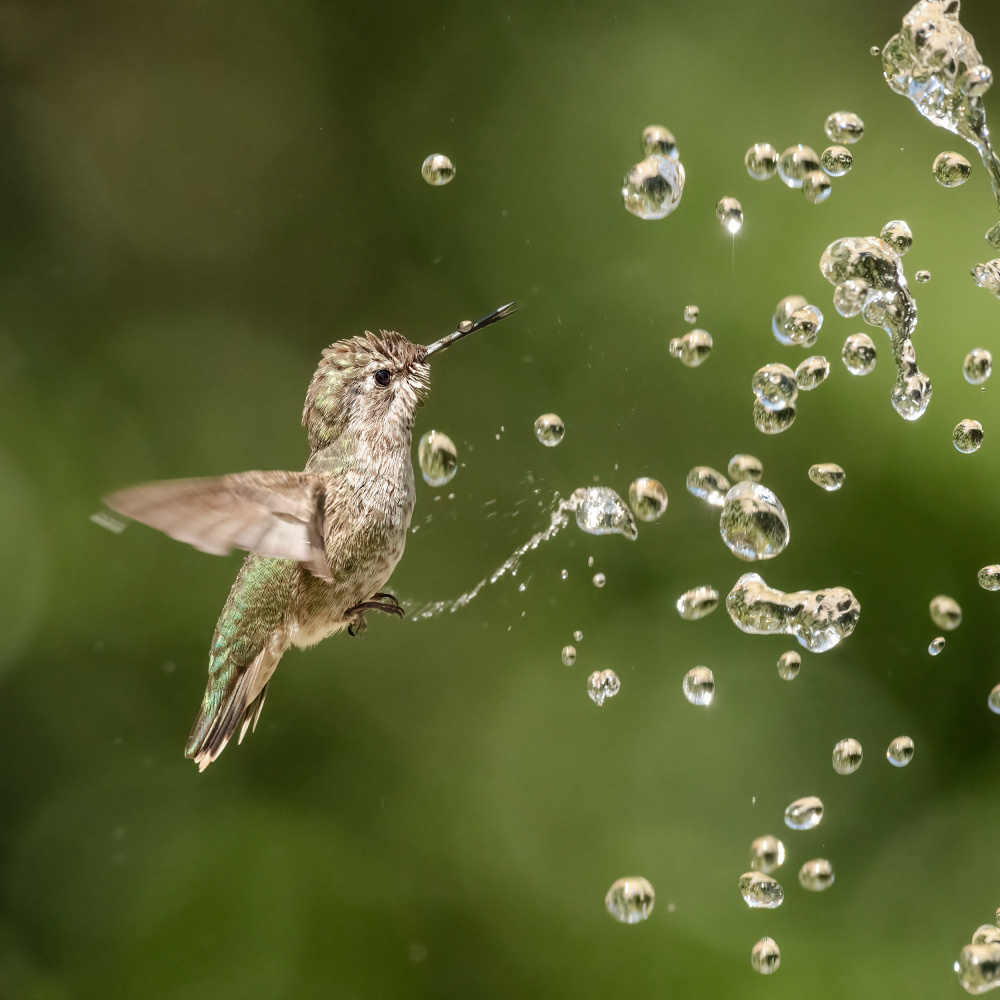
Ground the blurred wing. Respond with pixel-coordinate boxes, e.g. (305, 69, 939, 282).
(104, 471, 332, 579)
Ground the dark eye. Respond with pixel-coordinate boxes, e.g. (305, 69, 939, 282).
(374, 369, 392, 386)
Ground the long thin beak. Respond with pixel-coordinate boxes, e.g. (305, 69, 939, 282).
(421, 301, 518, 359)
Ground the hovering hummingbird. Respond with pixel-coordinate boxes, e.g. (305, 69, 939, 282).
(106, 302, 517, 770)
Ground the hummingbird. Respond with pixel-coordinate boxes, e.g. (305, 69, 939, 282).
(105, 302, 517, 771)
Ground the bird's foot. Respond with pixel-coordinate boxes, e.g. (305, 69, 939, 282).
(345, 594, 405, 637)
(347, 613, 367, 637)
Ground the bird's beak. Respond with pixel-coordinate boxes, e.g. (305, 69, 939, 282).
(420, 301, 518, 360)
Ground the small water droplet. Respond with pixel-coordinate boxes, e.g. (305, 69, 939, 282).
(930, 594, 962, 629)
(798, 858, 835, 892)
(682, 666, 715, 706)
(421, 154, 456, 186)
(745, 142, 778, 180)
(571, 487, 638, 539)
(824, 111, 865, 143)
(842, 333, 877, 375)
(561, 645, 576, 665)
(772, 294, 808, 344)
(592, 572, 606, 588)
(669, 329, 713, 366)
(929, 636, 946, 655)
(676, 586, 719, 620)
(534, 413, 565, 447)
(978, 566, 1000, 590)
(587, 669, 620, 706)
(90, 511, 126, 534)
(777, 650, 801, 680)
(915, 269, 932, 282)
(821, 145, 853, 176)
(964, 348, 993, 384)
(971, 259, 1000, 297)
(954, 943, 1000, 994)
(622, 155, 685, 220)
(870, 45, 881, 56)
(641, 125, 677, 159)
(738, 871, 784, 908)
(832, 738, 863, 774)
(719, 482, 790, 561)
(605, 876, 655, 923)
(751, 937, 781, 975)
(573, 630, 584, 641)
(933, 149, 973, 186)
(418, 430, 458, 486)
(784, 795, 824, 830)
(588, 556, 594, 567)
(753, 399, 798, 435)
(795, 356, 831, 390)
(808, 463, 846, 491)
(561, 568, 569, 580)
(686, 466, 731, 507)
(953, 419, 984, 453)
(716, 196, 743, 234)
(726, 454, 763, 484)
(749, 835, 785, 874)
(777, 145, 822, 188)
(458, 320, 473, 333)
(880, 219, 913, 256)
(628, 477, 668, 521)
(887, 735, 914, 766)
(753, 364, 799, 411)
(988, 683, 1000, 713)
(683, 304, 700, 324)
(803, 170, 832, 204)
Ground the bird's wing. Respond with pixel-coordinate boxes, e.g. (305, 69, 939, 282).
(104, 471, 332, 580)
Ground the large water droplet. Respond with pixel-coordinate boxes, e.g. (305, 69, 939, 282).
(798, 858, 835, 891)
(954, 943, 1000, 995)
(587, 669, 621, 706)
(753, 399, 798, 435)
(843, 333, 877, 374)
(808, 463, 846, 491)
(834, 277, 871, 315)
(796, 356, 831, 390)
(964, 348, 993, 384)
(784, 795, 824, 830)
(933, 150, 973, 185)
(753, 364, 799, 411)
(953, 419, 984, 453)
(739, 871, 784, 908)
(784, 304, 824, 346)
(772, 294, 807, 344)
(728, 454, 763, 482)
(988, 683, 1000, 713)
(746, 143, 778, 180)
(825, 111, 865, 143)
(930, 594, 962, 629)
(418, 430, 458, 486)
(686, 466, 731, 507)
(976, 926, 1000, 947)
(887, 735, 915, 766)
(972, 259, 1000, 297)
(534, 413, 565, 447)
(833, 738, 863, 774)
(629, 477, 668, 521)
(622, 155, 685, 220)
(641, 125, 677, 159)
(719, 482, 790, 561)
(777, 650, 801, 680)
(677, 587, 719, 620)
(684, 304, 700, 324)
(929, 636, 946, 655)
(571, 487, 638, 540)
(978, 566, 1000, 590)
(716, 196, 743, 234)
(669, 329, 713, 366)
(821, 145, 854, 176)
(682, 666, 715, 705)
(751, 937, 781, 975)
(777, 145, 822, 188)
(749, 835, 785, 873)
(421, 154, 456, 186)
(881, 219, 913, 256)
(803, 170, 832, 204)
(605, 876, 655, 923)
(561, 645, 577, 666)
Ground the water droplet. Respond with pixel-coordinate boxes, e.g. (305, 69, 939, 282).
(676, 586, 719, 620)
(728, 574, 860, 652)
(570, 487, 638, 539)
(933, 150, 973, 185)
(778, 650, 801, 680)
(560, 568, 569, 580)
(833, 738, 863, 774)
(749, 835, 785, 873)
(784, 795, 824, 830)
(796, 356, 831, 390)
(458, 320, 473, 333)
(887, 735, 914, 766)
(915, 269, 932, 282)
(573, 630, 584, 641)
(870, 45, 881, 56)
(629, 477, 668, 521)
(739, 871, 784, 908)
(785, 305, 824, 347)
(929, 636, 946, 655)
(808, 463, 846, 491)
(605, 876, 655, 923)
(421, 154, 456, 186)
(825, 111, 865, 143)
(745, 142, 779, 180)
(842, 333, 877, 375)
(753, 364, 799, 411)
(772, 294, 808, 344)
(622, 155, 685, 220)
(821, 145, 854, 176)
(641, 124, 677, 159)
(975, 926, 1000, 947)
(669, 329, 713, 366)
(682, 666, 715, 706)
(686, 466, 731, 507)
(954, 943, 1000, 995)
(930, 594, 962, 629)
(534, 413, 565, 447)
(719, 482, 790, 561)
(716, 196, 743, 234)
(683, 304, 700, 324)
(803, 170, 832, 204)
(972, 259, 1000, 297)
(988, 683, 1000, 713)
(798, 858, 835, 891)
(777, 145, 822, 188)
(588, 556, 594, 567)
(834, 277, 871, 316)
(561, 645, 576, 666)
(587, 669, 620, 706)
(964, 348, 993, 384)
(978, 566, 1000, 590)
(418, 430, 458, 486)
(953, 419, 984, 453)
(592, 572, 606, 588)
(727, 454, 763, 482)
(881, 219, 913, 256)
(751, 937, 781, 975)
(753, 399, 798, 435)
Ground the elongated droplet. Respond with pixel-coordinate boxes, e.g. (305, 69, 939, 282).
(954, 419, 984, 453)
(749, 835, 785, 873)
(930, 594, 962, 629)
(739, 871, 784, 908)
(605, 876, 655, 923)
(561, 645, 576, 666)
(676, 587, 719, 620)
(784, 795, 824, 830)
(716, 196, 743, 234)
(686, 466, 731, 507)
(622, 155, 685, 220)
(587, 669, 620, 706)
(772, 294, 809, 344)
(964, 348, 993, 384)
(682, 666, 715, 705)
(669, 329, 713, 366)
(808, 463, 846, 491)
(988, 684, 1000, 713)
(778, 650, 801, 680)
(418, 430, 458, 486)
(751, 937, 781, 975)
(629, 477, 668, 521)
(833, 738, 863, 774)
(843, 333, 877, 375)
(534, 413, 565, 446)
(719, 482, 790, 561)
(746, 143, 778, 180)
(933, 150, 972, 186)
(929, 636, 946, 655)
(887, 735, 914, 766)
(799, 858, 835, 891)
(684, 304, 700, 324)
(796, 355, 830, 390)
(571, 487, 638, 539)
(825, 111, 864, 143)
(421, 154, 456, 186)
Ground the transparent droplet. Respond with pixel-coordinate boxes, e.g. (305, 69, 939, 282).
(972, 259, 1000, 298)
(783, 305, 824, 346)
(418, 430, 458, 486)
(421, 154, 456, 186)
(719, 482, 790, 561)
(870, 45, 881, 56)
(561, 645, 577, 666)
(964, 348, 993, 385)
(977, 566, 1000, 591)
(751, 937, 781, 975)
(629, 477, 668, 521)
(777, 650, 801, 680)
(683, 304, 700, 324)
(753, 364, 799, 412)
(686, 466, 731, 507)
(954, 419, 984, 453)
(587, 669, 620, 706)
(605, 876, 655, 923)
(753, 399, 797, 435)
(784, 795, 824, 830)
(669, 329, 713, 366)
(749, 835, 785, 874)
(728, 574, 860, 652)
(745, 142, 778, 180)
(798, 858, 835, 892)
(738, 871, 784, 908)
(534, 413, 565, 447)
(560, 568, 568, 580)
(821, 145, 853, 176)
(974, 926, 1000, 947)
(832, 738, 863, 774)
(887, 735, 914, 767)
(622, 155, 685, 220)
(915, 269, 932, 282)
(682, 666, 715, 706)
(825, 110, 865, 143)
(954, 943, 1000, 995)
(933, 150, 972, 186)
(961, 63, 994, 98)
(592, 572, 606, 588)
(803, 170, 832, 204)
(988, 683, 1000, 713)
(929, 636, 946, 655)
(880, 219, 913, 256)
(772, 294, 808, 345)
(808, 463, 846, 491)
(676, 587, 719, 620)
(930, 594, 962, 630)
(716, 196, 743, 234)
(728, 454, 763, 483)
(833, 278, 870, 316)
(842, 333, 877, 375)
(796, 356, 831, 390)
(573, 630, 584, 642)
(777, 145, 822, 188)
(641, 124, 677, 159)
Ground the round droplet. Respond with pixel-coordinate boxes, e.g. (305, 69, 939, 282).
(683, 304, 700, 324)
(784, 795, 824, 830)
(796, 356, 830, 390)
(824, 111, 864, 143)
(929, 595, 962, 630)
(832, 738, 863, 774)
(745, 142, 778, 180)
(821, 145, 853, 176)
(421, 154, 456, 186)
(727, 454, 763, 483)
(953, 419, 984, 453)
(716, 196, 743, 234)
(964, 349, 992, 385)
(534, 413, 565, 447)
(777, 650, 801, 681)
(561, 645, 576, 666)
(669, 329, 712, 366)
(749, 835, 785, 874)
(686, 466, 731, 507)
(915, 269, 931, 283)
(560, 568, 568, 580)
(682, 666, 715, 706)
(587, 669, 620, 706)
(880, 219, 913, 256)
(641, 124, 677, 158)
(592, 572, 606, 588)
(751, 937, 781, 975)
(738, 871, 784, 909)
(932, 150, 972, 187)
(808, 463, 845, 491)
(753, 398, 797, 435)
(798, 858, 835, 892)
(961, 63, 994, 97)
(783, 305, 823, 346)
(988, 684, 1000, 713)
(720, 482, 790, 561)
(870, 45, 881, 56)
(777, 145, 822, 188)
(418, 430, 458, 486)
(605, 876, 655, 923)
(676, 587, 719, 621)
(802, 170, 832, 204)
(571, 487, 638, 540)
(622, 155, 685, 220)
(629, 477, 668, 522)
(887, 735, 914, 766)
(753, 364, 799, 412)
(573, 630, 583, 642)
(833, 278, 869, 316)
(954, 943, 1000, 994)
(978, 566, 1000, 591)
(842, 333, 877, 375)
(772, 294, 808, 344)
(929, 636, 946, 655)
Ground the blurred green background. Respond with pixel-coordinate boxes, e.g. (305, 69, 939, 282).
(2, 0, 1000, 996)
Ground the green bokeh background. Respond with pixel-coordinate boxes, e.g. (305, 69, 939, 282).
(2, 1, 1000, 996)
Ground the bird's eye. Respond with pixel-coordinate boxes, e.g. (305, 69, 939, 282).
(374, 369, 392, 386)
